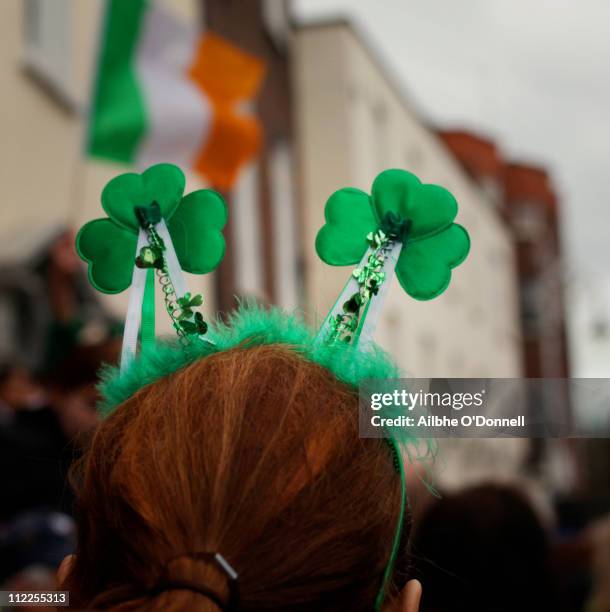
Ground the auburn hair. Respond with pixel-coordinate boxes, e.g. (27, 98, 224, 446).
(65, 344, 409, 610)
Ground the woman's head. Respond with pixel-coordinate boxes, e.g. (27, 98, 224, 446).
(63, 344, 418, 610)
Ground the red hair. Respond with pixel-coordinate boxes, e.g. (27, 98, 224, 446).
(65, 344, 408, 610)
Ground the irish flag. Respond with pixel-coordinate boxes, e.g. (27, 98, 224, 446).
(87, 0, 265, 190)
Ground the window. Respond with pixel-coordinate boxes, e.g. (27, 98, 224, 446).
(479, 175, 503, 207)
(372, 101, 389, 171)
(418, 332, 437, 375)
(262, 0, 291, 49)
(520, 278, 541, 336)
(404, 145, 423, 172)
(233, 162, 265, 298)
(23, 0, 75, 107)
(446, 349, 464, 376)
(512, 202, 546, 241)
(270, 141, 300, 309)
(350, 89, 377, 186)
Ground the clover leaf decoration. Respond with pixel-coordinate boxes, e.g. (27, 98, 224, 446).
(76, 163, 227, 294)
(315, 169, 470, 300)
(175, 292, 204, 319)
(178, 311, 208, 336)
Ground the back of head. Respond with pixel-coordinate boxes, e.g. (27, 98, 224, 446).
(412, 483, 556, 612)
(65, 344, 406, 610)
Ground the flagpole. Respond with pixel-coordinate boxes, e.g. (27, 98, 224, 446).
(66, 0, 110, 225)
(215, 189, 237, 316)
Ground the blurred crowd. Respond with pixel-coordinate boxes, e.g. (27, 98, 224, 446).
(0, 229, 120, 600)
(0, 231, 609, 612)
(410, 483, 610, 612)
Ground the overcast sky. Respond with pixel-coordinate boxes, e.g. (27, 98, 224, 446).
(293, 0, 610, 285)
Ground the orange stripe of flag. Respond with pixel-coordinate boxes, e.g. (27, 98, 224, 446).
(189, 33, 266, 190)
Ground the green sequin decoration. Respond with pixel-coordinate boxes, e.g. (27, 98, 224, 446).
(136, 203, 208, 342)
(135, 245, 164, 269)
(328, 228, 393, 343)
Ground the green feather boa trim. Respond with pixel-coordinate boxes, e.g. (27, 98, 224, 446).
(98, 302, 401, 415)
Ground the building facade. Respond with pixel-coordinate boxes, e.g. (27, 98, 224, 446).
(3, 2, 579, 490)
(202, 0, 299, 312)
(294, 21, 529, 489)
(440, 132, 578, 491)
(441, 130, 571, 382)
(2, 4, 522, 379)
(0, 0, 220, 339)
(294, 21, 522, 380)
(0, 0, 300, 345)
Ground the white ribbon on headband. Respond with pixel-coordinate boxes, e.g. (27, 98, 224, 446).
(356, 241, 401, 346)
(156, 220, 188, 298)
(314, 248, 372, 346)
(314, 240, 402, 347)
(121, 229, 149, 368)
(157, 220, 216, 346)
(120, 221, 192, 372)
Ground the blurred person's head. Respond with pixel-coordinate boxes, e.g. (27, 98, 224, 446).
(43, 338, 121, 440)
(46, 337, 121, 401)
(411, 482, 557, 612)
(3, 565, 58, 612)
(0, 365, 47, 411)
(30, 228, 80, 277)
(0, 510, 75, 584)
(59, 344, 422, 611)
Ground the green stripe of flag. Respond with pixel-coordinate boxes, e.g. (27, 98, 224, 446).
(87, 0, 148, 163)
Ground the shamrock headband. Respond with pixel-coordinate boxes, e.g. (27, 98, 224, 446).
(76, 164, 227, 367)
(315, 168, 470, 346)
(76, 164, 468, 611)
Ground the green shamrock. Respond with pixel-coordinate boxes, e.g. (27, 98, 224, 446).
(135, 245, 164, 269)
(76, 163, 227, 294)
(179, 312, 208, 336)
(315, 169, 470, 300)
(175, 292, 204, 320)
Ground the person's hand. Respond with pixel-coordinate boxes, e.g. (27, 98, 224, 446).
(385, 579, 422, 612)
